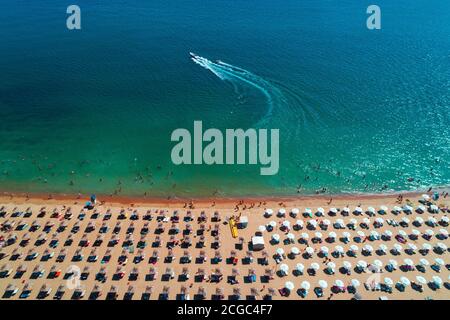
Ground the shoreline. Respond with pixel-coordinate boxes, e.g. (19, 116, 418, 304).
(1, 188, 448, 207)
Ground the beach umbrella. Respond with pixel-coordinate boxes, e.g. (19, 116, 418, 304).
(403, 259, 414, 266)
(388, 259, 398, 267)
(439, 229, 448, 237)
(384, 277, 394, 286)
(428, 217, 437, 224)
(317, 208, 325, 214)
(272, 234, 280, 242)
(400, 277, 410, 286)
(368, 207, 376, 214)
(362, 218, 370, 224)
(264, 209, 273, 216)
(422, 243, 432, 250)
(329, 208, 338, 214)
(434, 258, 444, 266)
(375, 217, 384, 224)
(441, 216, 449, 223)
(421, 194, 430, 201)
(322, 219, 331, 226)
(287, 233, 295, 241)
(285, 281, 294, 291)
(308, 220, 317, 227)
(379, 206, 388, 213)
(290, 247, 300, 255)
(278, 208, 286, 215)
(416, 206, 426, 213)
(291, 208, 299, 215)
(373, 260, 383, 268)
(384, 230, 393, 237)
(318, 280, 328, 289)
(415, 217, 424, 224)
(276, 248, 285, 255)
(436, 243, 447, 251)
(310, 263, 320, 271)
(430, 205, 439, 213)
(415, 276, 427, 285)
(301, 281, 310, 290)
(393, 206, 402, 212)
(378, 244, 387, 252)
(401, 217, 410, 224)
(349, 218, 357, 225)
(425, 229, 434, 236)
(314, 232, 322, 239)
(419, 258, 429, 266)
(403, 205, 413, 212)
(258, 225, 266, 232)
(295, 220, 304, 227)
(342, 207, 350, 213)
(279, 264, 289, 273)
(351, 279, 360, 287)
(355, 207, 363, 214)
(342, 231, 350, 239)
(305, 247, 314, 255)
(328, 231, 337, 239)
(357, 260, 367, 268)
(296, 263, 304, 272)
(343, 261, 352, 269)
(304, 208, 312, 214)
(432, 276, 442, 286)
(301, 233, 309, 240)
(327, 262, 336, 270)
(363, 244, 373, 252)
(335, 245, 344, 253)
(334, 280, 344, 288)
(350, 245, 359, 252)
(269, 221, 277, 228)
(282, 221, 291, 228)
(370, 230, 379, 238)
(407, 243, 417, 251)
(357, 231, 366, 238)
(398, 230, 407, 237)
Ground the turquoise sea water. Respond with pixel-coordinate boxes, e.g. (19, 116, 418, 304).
(0, 0, 449, 197)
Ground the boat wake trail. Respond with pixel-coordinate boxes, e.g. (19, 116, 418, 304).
(190, 53, 284, 126)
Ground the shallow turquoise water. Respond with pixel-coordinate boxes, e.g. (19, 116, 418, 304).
(0, 0, 449, 197)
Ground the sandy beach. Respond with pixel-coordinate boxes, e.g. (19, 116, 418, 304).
(0, 192, 449, 300)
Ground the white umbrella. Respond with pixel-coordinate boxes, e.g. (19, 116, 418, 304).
(378, 244, 387, 252)
(295, 220, 304, 227)
(342, 232, 350, 238)
(434, 258, 444, 266)
(318, 280, 328, 289)
(278, 208, 286, 215)
(421, 194, 430, 201)
(373, 260, 383, 268)
(441, 216, 449, 223)
(403, 205, 413, 212)
(416, 206, 426, 213)
(415, 217, 424, 224)
(329, 208, 338, 214)
(291, 208, 300, 215)
(393, 206, 402, 212)
(342, 207, 350, 213)
(407, 243, 417, 250)
(258, 225, 266, 232)
(439, 229, 448, 236)
(422, 243, 432, 250)
(308, 220, 317, 227)
(363, 244, 373, 252)
(415, 276, 427, 285)
(335, 245, 344, 253)
(384, 277, 394, 286)
(290, 247, 300, 255)
(265, 209, 273, 216)
(350, 245, 359, 252)
(419, 258, 429, 266)
(301, 233, 309, 240)
(375, 218, 384, 224)
(355, 207, 363, 213)
(272, 234, 280, 241)
(343, 261, 352, 269)
(279, 264, 289, 273)
(425, 229, 434, 236)
(320, 246, 329, 253)
(436, 243, 447, 250)
(317, 208, 325, 214)
(285, 281, 294, 291)
(398, 230, 407, 237)
(379, 205, 388, 212)
(349, 218, 357, 225)
(314, 232, 322, 239)
(327, 262, 336, 270)
(432, 276, 442, 286)
(282, 221, 291, 228)
(403, 259, 414, 266)
(368, 207, 376, 214)
(301, 281, 310, 290)
(388, 259, 398, 267)
(322, 219, 331, 226)
(328, 231, 337, 238)
(357, 231, 366, 238)
(357, 260, 367, 268)
(296, 263, 304, 272)
(310, 263, 320, 271)
(394, 244, 403, 252)
(400, 277, 410, 286)
(269, 221, 277, 228)
(287, 233, 295, 240)
(304, 208, 312, 215)
(305, 247, 314, 255)
(276, 248, 285, 255)
(363, 218, 370, 224)
(430, 205, 439, 212)
(351, 279, 360, 287)
(384, 230, 393, 237)
(334, 280, 344, 287)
